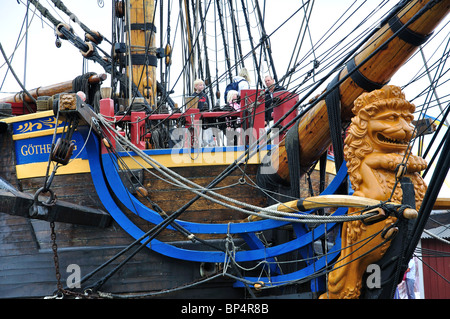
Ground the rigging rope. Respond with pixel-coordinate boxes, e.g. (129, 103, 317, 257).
(49, 0, 105, 44)
(116, 0, 445, 229)
(97, 112, 386, 223)
(0, 43, 36, 107)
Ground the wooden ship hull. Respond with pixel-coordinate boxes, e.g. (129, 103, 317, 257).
(0, 0, 449, 299)
(0, 106, 335, 298)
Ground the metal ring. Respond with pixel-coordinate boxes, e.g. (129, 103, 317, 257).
(34, 187, 56, 206)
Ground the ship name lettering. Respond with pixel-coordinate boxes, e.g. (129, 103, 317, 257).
(21, 143, 52, 156)
(20, 140, 77, 156)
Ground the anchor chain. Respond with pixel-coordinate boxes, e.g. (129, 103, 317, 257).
(50, 221, 64, 296)
(47, 221, 88, 299)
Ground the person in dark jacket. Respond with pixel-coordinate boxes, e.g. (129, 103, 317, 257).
(192, 79, 210, 112)
(264, 75, 285, 125)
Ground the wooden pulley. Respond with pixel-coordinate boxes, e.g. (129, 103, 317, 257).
(102, 138, 111, 149)
(381, 224, 399, 240)
(165, 44, 172, 57)
(136, 187, 148, 198)
(165, 44, 172, 65)
(115, 0, 125, 18)
(80, 42, 94, 58)
(361, 207, 386, 225)
(165, 55, 172, 66)
(55, 23, 73, 40)
(51, 137, 75, 165)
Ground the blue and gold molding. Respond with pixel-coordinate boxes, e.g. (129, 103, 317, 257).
(2, 111, 90, 179)
(2, 111, 331, 180)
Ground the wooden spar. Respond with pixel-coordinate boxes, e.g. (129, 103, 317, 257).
(248, 194, 418, 221)
(270, 0, 450, 182)
(127, 0, 157, 108)
(0, 73, 107, 104)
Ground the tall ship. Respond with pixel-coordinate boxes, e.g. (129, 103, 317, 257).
(0, 0, 449, 299)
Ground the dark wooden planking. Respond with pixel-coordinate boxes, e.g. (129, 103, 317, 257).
(0, 212, 243, 298)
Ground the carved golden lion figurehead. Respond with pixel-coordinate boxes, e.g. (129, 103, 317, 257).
(320, 85, 427, 299)
(345, 85, 421, 192)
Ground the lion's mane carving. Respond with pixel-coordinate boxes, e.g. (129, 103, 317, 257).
(320, 85, 427, 299)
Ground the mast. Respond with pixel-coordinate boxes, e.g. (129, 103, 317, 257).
(267, 0, 450, 183)
(126, 0, 157, 108)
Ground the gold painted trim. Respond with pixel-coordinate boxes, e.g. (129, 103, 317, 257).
(12, 127, 67, 140)
(1, 110, 54, 124)
(15, 158, 90, 179)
